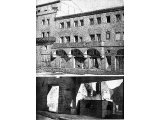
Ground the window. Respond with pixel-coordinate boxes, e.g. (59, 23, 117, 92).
(66, 21, 70, 28)
(106, 16, 110, 23)
(74, 20, 78, 27)
(80, 19, 84, 26)
(65, 36, 70, 43)
(52, 7, 56, 10)
(79, 37, 83, 42)
(96, 34, 101, 42)
(46, 32, 50, 37)
(97, 17, 101, 24)
(106, 31, 110, 40)
(42, 32, 45, 38)
(115, 32, 121, 40)
(42, 19, 45, 25)
(60, 22, 64, 29)
(60, 37, 64, 43)
(74, 36, 78, 42)
(90, 18, 94, 25)
(47, 19, 50, 25)
(90, 34, 95, 41)
(37, 10, 40, 13)
(116, 14, 121, 22)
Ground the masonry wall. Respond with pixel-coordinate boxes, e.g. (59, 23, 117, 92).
(53, 10, 124, 43)
(36, 3, 58, 38)
(36, 77, 80, 114)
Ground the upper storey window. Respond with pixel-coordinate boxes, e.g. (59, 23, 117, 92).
(80, 19, 84, 26)
(60, 37, 64, 43)
(74, 36, 78, 42)
(60, 22, 64, 29)
(42, 19, 45, 25)
(90, 18, 94, 25)
(47, 19, 50, 25)
(106, 16, 110, 23)
(67, 21, 71, 28)
(116, 14, 121, 22)
(42, 32, 45, 38)
(96, 34, 101, 42)
(74, 20, 78, 27)
(106, 31, 110, 40)
(79, 37, 83, 42)
(46, 32, 50, 37)
(65, 36, 70, 43)
(97, 17, 101, 24)
(90, 34, 95, 41)
(115, 32, 121, 40)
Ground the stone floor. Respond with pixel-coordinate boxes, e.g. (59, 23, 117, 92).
(37, 114, 57, 120)
(37, 111, 124, 120)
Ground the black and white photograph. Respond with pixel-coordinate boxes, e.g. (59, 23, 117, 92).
(36, 0, 124, 119)
(2, 0, 160, 120)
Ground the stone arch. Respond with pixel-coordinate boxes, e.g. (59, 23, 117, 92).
(87, 48, 101, 57)
(71, 49, 86, 69)
(117, 49, 124, 55)
(87, 48, 102, 69)
(71, 49, 84, 57)
(56, 49, 68, 57)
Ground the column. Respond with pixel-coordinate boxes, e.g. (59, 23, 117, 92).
(111, 55, 116, 71)
(84, 54, 90, 69)
(72, 56, 75, 68)
(101, 56, 107, 70)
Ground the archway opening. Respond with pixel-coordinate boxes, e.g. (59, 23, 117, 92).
(47, 85, 59, 112)
(87, 48, 101, 69)
(54, 49, 70, 68)
(71, 49, 85, 69)
(115, 49, 124, 71)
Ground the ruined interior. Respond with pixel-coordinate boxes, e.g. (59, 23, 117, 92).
(36, 76, 124, 119)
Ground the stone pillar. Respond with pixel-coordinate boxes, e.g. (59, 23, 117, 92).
(111, 55, 116, 71)
(36, 79, 49, 111)
(84, 55, 90, 69)
(115, 56, 120, 71)
(101, 54, 107, 70)
(72, 56, 75, 68)
(59, 57, 61, 68)
(110, 49, 117, 71)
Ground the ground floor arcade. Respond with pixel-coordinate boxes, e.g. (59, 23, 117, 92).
(37, 46, 124, 74)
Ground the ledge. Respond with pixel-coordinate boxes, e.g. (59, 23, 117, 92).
(36, 67, 124, 75)
(51, 41, 124, 49)
(36, 37, 56, 45)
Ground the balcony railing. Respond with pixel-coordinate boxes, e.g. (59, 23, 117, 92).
(36, 37, 56, 45)
(51, 40, 124, 49)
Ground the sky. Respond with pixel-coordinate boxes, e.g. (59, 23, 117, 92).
(37, 0, 124, 13)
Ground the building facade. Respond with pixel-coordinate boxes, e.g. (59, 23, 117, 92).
(36, 1, 124, 75)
